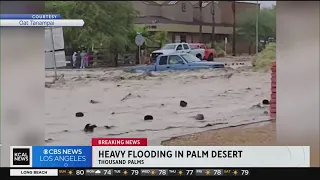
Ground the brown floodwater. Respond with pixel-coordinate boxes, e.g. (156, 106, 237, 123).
(45, 67, 270, 145)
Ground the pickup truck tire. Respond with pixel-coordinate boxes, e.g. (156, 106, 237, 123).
(196, 54, 202, 60)
(208, 54, 214, 61)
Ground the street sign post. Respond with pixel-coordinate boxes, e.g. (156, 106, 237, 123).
(135, 34, 145, 64)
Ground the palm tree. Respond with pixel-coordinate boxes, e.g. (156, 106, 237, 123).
(199, 1, 203, 43)
(211, 1, 215, 48)
(232, 1, 236, 56)
(152, 31, 169, 47)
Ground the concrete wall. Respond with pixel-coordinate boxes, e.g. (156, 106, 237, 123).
(131, 1, 147, 17)
(194, 2, 222, 24)
(161, 1, 194, 22)
(137, 23, 233, 34)
(1, 1, 45, 167)
(218, 1, 258, 25)
(146, 4, 161, 17)
(277, 1, 320, 167)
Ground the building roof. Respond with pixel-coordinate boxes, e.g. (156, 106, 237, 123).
(162, 1, 179, 5)
(134, 16, 232, 27)
(193, 1, 220, 8)
(141, 1, 160, 5)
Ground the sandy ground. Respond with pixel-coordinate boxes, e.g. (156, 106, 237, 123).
(162, 120, 276, 146)
(45, 66, 271, 145)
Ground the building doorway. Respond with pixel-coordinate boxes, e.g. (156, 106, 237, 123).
(180, 35, 186, 43)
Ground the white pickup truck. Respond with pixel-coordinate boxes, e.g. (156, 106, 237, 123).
(150, 43, 205, 63)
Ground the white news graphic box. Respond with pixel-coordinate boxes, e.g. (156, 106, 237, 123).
(10, 146, 33, 168)
(92, 146, 310, 167)
(10, 169, 58, 176)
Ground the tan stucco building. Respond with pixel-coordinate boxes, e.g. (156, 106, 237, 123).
(132, 1, 258, 52)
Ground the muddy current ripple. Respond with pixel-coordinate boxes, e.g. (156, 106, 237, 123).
(45, 68, 270, 145)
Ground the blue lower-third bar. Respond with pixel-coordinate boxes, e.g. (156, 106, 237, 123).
(32, 146, 92, 168)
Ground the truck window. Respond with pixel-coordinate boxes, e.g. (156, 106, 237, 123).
(200, 45, 206, 49)
(183, 44, 189, 50)
(159, 56, 168, 65)
(168, 55, 185, 65)
(176, 45, 183, 51)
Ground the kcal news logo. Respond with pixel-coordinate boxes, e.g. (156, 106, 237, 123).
(12, 148, 30, 165)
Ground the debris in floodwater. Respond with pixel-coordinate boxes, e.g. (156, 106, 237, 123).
(76, 112, 84, 117)
(90, 100, 99, 104)
(83, 123, 97, 133)
(121, 93, 132, 101)
(262, 99, 270, 105)
(144, 115, 153, 121)
(194, 114, 204, 120)
(180, 100, 187, 107)
(104, 125, 115, 129)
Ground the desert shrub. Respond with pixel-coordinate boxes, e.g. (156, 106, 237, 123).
(253, 43, 276, 70)
(214, 45, 226, 57)
(204, 43, 226, 57)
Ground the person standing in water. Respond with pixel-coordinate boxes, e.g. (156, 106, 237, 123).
(80, 50, 86, 69)
(72, 52, 77, 68)
(84, 52, 89, 68)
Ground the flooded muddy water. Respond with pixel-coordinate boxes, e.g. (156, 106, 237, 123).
(45, 68, 270, 145)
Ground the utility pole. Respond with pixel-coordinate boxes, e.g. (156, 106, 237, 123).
(49, 27, 58, 80)
(211, 1, 215, 48)
(232, 1, 236, 56)
(199, 1, 203, 43)
(255, 1, 259, 56)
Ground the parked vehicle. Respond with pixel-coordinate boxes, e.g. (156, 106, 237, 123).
(150, 43, 205, 63)
(189, 43, 216, 61)
(127, 53, 224, 72)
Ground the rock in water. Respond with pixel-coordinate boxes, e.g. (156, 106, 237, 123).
(262, 99, 270, 105)
(76, 112, 84, 117)
(144, 115, 153, 121)
(180, 100, 188, 107)
(83, 124, 97, 133)
(195, 114, 204, 120)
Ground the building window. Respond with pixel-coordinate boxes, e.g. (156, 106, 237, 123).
(181, 3, 186, 12)
(146, 25, 157, 29)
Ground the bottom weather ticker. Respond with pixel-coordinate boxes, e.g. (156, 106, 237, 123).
(8, 168, 317, 177)
(58, 168, 250, 176)
(8, 168, 250, 176)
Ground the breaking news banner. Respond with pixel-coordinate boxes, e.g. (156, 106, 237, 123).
(92, 145, 310, 167)
(91, 138, 310, 167)
(0, 14, 84, 27)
